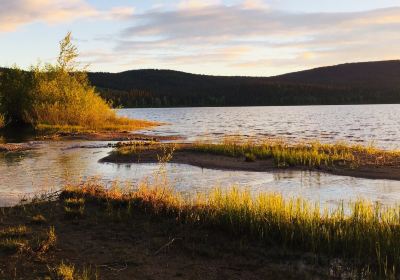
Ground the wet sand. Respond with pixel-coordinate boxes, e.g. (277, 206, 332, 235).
(0, 143, 37, 152)
(101, 145, 400, 181)
(38, 131, 182, 142)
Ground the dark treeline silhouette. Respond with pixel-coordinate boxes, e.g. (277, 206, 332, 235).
(89, 60, 400, 107)
(3, 60, 400, 108)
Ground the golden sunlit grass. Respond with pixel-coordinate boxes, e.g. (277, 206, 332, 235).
(31, 214, 47, 224)
(111, 137, 400, 171)
(0, 223, 56, 255)
(60, 178, 400, 278)
(0, 225, 29, 238)
(54, 262, 97, 280)
(0, 113, 5, 129)
(35, 116, 157, 133)
(192, 137, 400, 168)
(0, 225, 30, 253)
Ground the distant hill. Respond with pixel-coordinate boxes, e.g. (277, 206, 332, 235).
(88, 60, 400, 107)
(270, 60, 400, 89)
(2, 62, 400, 107)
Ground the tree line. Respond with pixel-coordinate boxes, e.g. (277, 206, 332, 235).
(89, 68, 400, 108)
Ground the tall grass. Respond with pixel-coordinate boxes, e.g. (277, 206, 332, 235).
(193, 137, 400, 168)
(62, 180, 400, 278)
(0, 113, 4, 128)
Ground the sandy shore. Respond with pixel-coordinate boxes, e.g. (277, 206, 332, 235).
(0, 143, 36, 152)
(37, 131, 182, 142)
(101, 144, 400, 180)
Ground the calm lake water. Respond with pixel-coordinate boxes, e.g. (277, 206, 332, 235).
(120, 104, 400, 149)
(1, 105, 399, 207)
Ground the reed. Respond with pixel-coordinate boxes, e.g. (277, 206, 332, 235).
(61, 180, 400, 277)
(0, 113, 5, 128)
(192, 137, 400, 168)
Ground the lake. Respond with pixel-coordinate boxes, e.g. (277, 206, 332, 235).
(1, 104, 399, 207)
(120, 104, 400, 149)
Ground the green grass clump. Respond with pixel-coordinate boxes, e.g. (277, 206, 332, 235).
(61, 181, 400, 278)
(193, 138, 400, 168)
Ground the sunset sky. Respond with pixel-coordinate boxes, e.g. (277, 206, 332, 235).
(1, 0, 400, 76)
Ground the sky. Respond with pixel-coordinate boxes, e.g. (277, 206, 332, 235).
(1, 0, 400, 76)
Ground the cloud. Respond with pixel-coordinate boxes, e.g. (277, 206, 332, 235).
(178, 0, 222, 10)
(241, 0, 270, 10)
(0, 0, 134, 32)
(105, 3, 400, 75)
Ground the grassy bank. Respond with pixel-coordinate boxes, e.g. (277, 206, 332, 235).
(192, 138, 400, 168)
(61, 181, 400, 278)
(3, 178, 400, 278)
(107, 139, 400, 180)
(0, 185, 324, 280)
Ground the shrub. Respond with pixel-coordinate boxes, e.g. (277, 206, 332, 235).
(0, 67, 34, 125)
(0, 33, 154, 132)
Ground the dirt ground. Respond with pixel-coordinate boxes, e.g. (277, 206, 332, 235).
(0, 199, 331, 280)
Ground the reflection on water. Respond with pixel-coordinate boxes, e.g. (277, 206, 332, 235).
(120, 104, 400, 149)
(1, 141, 399, 207)
(1, 105, 400, 207)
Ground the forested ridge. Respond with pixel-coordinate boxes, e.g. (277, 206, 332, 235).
(89, 60, 400, 107)
(4, 60, 400, 108)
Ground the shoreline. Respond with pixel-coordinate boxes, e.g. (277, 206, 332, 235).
(0, 194, 327, 279)
(0, 131, 182, 152)
(100, 144, 400, 181)
(0, 142, 37, 152)
(37, 131, 182, 142)
(2, 182, 397, 279)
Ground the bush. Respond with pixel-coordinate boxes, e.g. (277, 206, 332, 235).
(0, 33, 153, 132)
(0, 67, 34, 125)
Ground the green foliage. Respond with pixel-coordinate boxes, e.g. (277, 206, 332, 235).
(0, 66, 34, 124)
